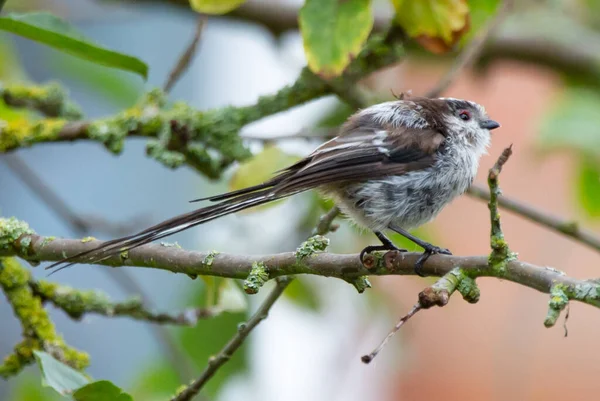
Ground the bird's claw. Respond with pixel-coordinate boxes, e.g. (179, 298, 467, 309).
(414, 246, 452, 277)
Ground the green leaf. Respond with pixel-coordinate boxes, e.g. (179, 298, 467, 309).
(537, 84, 600, 218)
(178, 292, 248, 397)
(537, 85, 600, 157)
(0, 12, 148, 79)
(284, 277, 320, 311)
(130, 362, 181, 399)
(8, 374, 63, 401)
(299, 0, 373, 77)
(33, 351, 90, 396)
(392, 0, 470, 53)
(73, 381, 133, 401)
(189, 0, 247, 14)
(577, 158, 600, 218)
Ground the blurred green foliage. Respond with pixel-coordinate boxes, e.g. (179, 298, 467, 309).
(7, 0, 600, 399)
(464, 0, 500, 43)
(0, 13, 148, 79)
(176, 284, 249, 398)
(47, 54, 143, 110)
(8, 372, 63, 401)
(538, 85, 600, 218)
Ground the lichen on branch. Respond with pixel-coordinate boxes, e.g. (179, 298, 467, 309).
(0, 27, 406, 179)
(0, 257, 88, 378)
(0, 81, 83, 119)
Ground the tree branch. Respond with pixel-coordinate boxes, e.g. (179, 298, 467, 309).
(163, 14, 207, 93)
(0, 82, 82, 120)
(0, 257, 89, 378)
(467, 184, 600, 253)
(170, 277, 292, 401)
(1, 223, 599, 310)
(0, 28, 406, 178)
(170, 208, 338, 399)
(29, 280, 215, 325)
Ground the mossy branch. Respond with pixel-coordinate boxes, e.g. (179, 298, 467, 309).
(0, 257, 88, 378)
(2, 223, 600, 313)
(0, 28, 405, 179)
(0, 82, 83, 120)
(29, 280, 216, 325)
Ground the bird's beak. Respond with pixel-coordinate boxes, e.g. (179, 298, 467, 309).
(480, 119, 500, 130)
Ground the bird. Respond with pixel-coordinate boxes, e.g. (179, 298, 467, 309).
(47, 96, 500, 276)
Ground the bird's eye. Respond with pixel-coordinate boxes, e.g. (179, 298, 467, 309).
(458, 110, 471, 121)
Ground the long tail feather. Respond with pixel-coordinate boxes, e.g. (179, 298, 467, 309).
(46, 189, 286, 273)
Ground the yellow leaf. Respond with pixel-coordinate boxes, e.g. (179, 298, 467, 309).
(189, 0, 247, 15)
(228, 145, 300, 214)
(393, 0, 470, 53)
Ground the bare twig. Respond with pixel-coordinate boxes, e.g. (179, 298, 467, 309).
(467, 184, 600, 254)
(163, 14, 207, 93)
(170, 277, 291, 401)
(361, 303, 422, 363)
(2, 154, 195, 380)
(363, 147, 514, 363)
(426, 1, 512, 98)
(312, 207, 340, 236)
(169, 206, 340, 399)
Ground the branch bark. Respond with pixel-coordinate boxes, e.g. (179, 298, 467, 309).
(1, 230, 598, 310)
(30, 280, 215, 325)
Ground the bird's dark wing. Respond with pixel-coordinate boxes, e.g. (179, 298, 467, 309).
(46, 122, 445, 272)
(197, 124, 446, 202)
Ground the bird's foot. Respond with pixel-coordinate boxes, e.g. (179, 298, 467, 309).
(360, 244, 407, 263)
(414, 245, 452, 277)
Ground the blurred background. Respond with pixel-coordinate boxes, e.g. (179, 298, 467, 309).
(2, 0, 600, 400)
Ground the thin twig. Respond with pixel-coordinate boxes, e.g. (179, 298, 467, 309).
(426, 0, 513, 98)
(169, 206, 340, 399)
(312, 207, 340, 236)
(361, 304, 422, 364)
(467, 184, 600, 253)
(1, 154, 195, 380)
(30, 280, 215, 324)
(163, 14, 207, 93)
(2, 154, 147, 237)
(170, 277, 292, 401)
(363, 147, 514, 363)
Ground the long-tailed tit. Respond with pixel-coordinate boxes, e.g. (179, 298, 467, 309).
(47, 97, 500, 275)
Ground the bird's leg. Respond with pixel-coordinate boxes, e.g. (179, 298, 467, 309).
(360, 231, 407, 262)
(389, 225, 452, 277)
